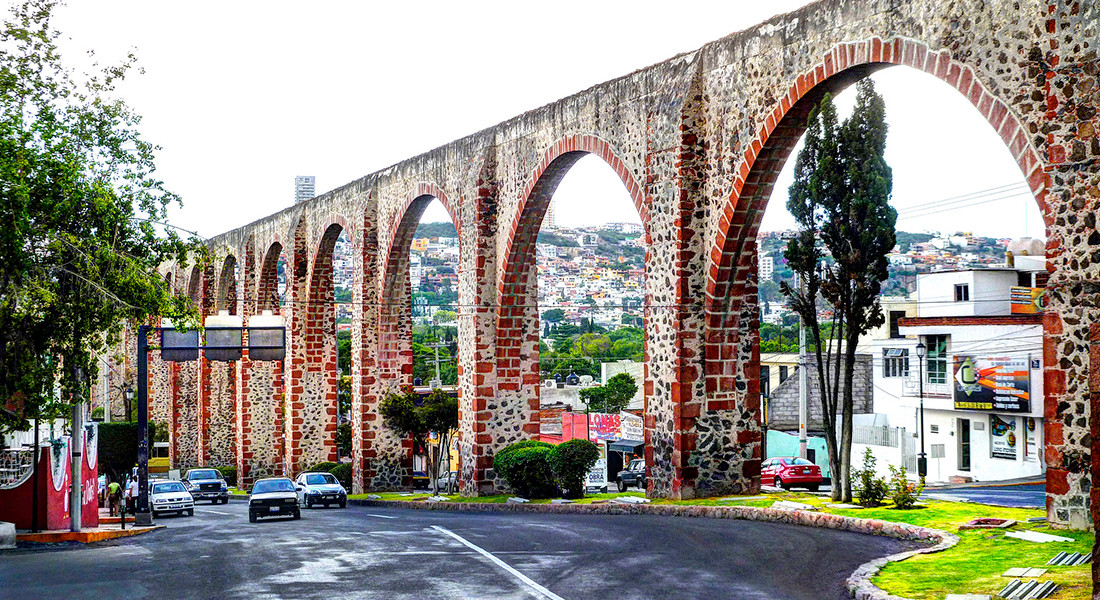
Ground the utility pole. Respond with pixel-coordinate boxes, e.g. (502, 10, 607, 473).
(69, 366, 86, 533)
(798, 274, 808, 460)
(69, 399, 83, 532)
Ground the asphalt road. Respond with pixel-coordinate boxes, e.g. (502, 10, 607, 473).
(923, 483, 1045, 508)
(1, 500, 917, 600)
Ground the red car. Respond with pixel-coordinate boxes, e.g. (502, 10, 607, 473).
(761, 457, 823, 492)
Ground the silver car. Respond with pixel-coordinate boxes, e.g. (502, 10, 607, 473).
(149, 480, 194, 517)
(295, 472, 348, 508)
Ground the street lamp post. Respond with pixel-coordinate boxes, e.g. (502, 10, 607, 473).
(915, 341, 927, 479)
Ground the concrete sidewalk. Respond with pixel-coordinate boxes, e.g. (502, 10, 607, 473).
(13, 507, 162, 545)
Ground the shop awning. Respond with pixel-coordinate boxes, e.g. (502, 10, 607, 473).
(608, 439, 644, 453)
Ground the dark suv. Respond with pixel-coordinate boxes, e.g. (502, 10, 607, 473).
(183, 468, 229, 504)
(616, 458, 646, 492)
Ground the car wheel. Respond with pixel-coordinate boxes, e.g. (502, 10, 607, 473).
(807, 484, 820, 492)
(293, 510, 301, 520)
(776, 476, 788, 491)
(249, 512, 257, 523)
(638, 478, 646, 490)
(187, 508, 194, 516)
(151, 510, 158, 518)
(339, 500, 347, 508)
(617, 479, 627, 493)
(221, 497, 228, 505)
(305, 498, 313, 509)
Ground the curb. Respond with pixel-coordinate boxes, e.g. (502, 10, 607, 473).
(349, 498, 956, 599)
(16, 525, 165, 544)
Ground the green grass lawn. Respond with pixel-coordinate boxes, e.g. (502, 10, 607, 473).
(349, 489, 1092, 598)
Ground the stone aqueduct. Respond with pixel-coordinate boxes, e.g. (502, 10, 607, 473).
(104, 0, 1099, 528)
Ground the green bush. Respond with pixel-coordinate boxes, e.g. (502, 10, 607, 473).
(493, 440, 556, 499)
(329, 463, 352, 489)
(307, 462, 339, 474)
(548, 439, 600, 499)
(216, 466, 237, 487)
(91, 406, 104, 420)
(888, 464, 925, 509)
(852, 448, 889, 507)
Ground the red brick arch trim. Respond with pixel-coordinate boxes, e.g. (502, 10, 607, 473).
(257, 240, 286, 312)
(703, 37, 1054, 398)
(380, 183, 460, 303)
(497, 134, 650, 317)
(310, 214, 352, 264)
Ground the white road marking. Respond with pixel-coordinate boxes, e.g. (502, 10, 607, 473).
(203, 509, 231, 515)
(431, 526, 565, 600)
(364, 513, 397, 519)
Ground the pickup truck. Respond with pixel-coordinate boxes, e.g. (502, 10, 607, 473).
(616, 458, 646, 492)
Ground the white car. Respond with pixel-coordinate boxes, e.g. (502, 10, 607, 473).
(294, 472, 348, 508)
(149, 480, 194, 517)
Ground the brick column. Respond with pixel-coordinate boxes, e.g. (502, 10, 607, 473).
(352, 202, 383, 493)
(283, 221, 311, 476)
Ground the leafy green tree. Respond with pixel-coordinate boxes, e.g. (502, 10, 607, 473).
(580, 373, 637, 413)
(541, 308, 565, 323)
(379, 387, 458, 494)
(548, 439, 600, 499)
(781, 79, 895, 502)
(0, 1, 198, 433)
(337, 329, 351, 373)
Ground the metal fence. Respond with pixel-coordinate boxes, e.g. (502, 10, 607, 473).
(0, 448, 35, 489)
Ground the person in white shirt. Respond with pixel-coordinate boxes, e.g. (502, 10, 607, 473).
(125, 476, 138, 513)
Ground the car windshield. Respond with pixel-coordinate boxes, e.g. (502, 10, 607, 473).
(188, 470, 220, 480)
(153, 482, 187, 494)
(786, 458, 813, 466)
(305, 473, 338, 486)
(629, 460, 644, 469)
(253, 480, 295, 494)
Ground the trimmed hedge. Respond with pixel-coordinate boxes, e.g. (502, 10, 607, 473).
(329, 463, 351, 489)
(216, 465, 237, 487)
(307, 462, 339, 473)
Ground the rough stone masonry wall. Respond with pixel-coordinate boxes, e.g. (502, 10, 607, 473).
(768, 355, 874, 431)
(139, 0, 1094, 527)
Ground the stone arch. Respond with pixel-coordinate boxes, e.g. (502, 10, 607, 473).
(217, 254, 239, 314)
(703, 37, 1056, 501)
(187, 265, 202, 304)
(377, 185, 461, 388)
(257, 241, 286, 313)
(491, 134, 651, 487)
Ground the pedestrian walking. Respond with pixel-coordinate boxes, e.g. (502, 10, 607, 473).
(106, 478, 122, 516)
(126, 476, 138, 513)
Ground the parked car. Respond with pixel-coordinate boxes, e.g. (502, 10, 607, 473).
(248, 477, 301, 523)
(149, 480, 194, 517)
(411, 470, 429, 490)
(616, 458, 647, 492)
(761, 457, 823, 492)
(182, 468, 229, 504)
(294, 472, 347, 508)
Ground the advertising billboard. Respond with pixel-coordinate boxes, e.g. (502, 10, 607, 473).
(1010, 286, 1045, 314)
(953, 356, 1030, 413)
(989, 415, 1018, 460)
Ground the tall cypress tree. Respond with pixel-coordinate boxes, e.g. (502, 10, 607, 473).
(781, 79, 895, 502)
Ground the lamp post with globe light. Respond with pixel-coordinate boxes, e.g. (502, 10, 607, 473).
(915, 341, 927, 479)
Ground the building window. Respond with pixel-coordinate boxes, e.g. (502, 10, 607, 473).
(954, 284, 969, 302)
(882, 348, 909, 378)
(925, 334, 948, 384)
(761, 366, 771, 398)
(888, 310, 906, 339)
(930, 424, 939, 434)
(779, 366, 789, 383)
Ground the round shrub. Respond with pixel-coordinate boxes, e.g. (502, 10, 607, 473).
(329, 463, 352, 489)
(307, 461, 339, 473)
(493, 440, 556, 498)
(548, 439, 600, 499)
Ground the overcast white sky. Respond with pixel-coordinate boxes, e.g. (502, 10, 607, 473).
(35, 1, 1044, 240)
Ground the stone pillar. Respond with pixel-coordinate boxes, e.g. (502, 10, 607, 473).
(352, 201, 384, 493)
(283, 219, 311, 476)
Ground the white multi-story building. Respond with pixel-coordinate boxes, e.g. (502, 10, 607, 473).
(759, 252, 774, 281)
(294, 175, 315, 204)
(870, 263, 1047, 483)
